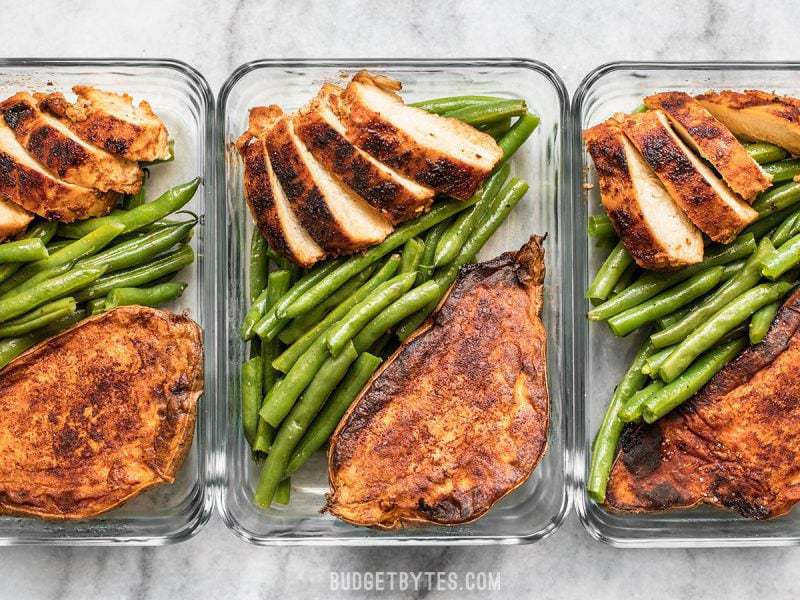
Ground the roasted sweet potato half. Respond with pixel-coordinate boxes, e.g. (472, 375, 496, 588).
(327, 236, 549, 528)
(0, 306, 203, 520)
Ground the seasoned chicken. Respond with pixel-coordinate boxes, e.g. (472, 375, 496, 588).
(584, 119, 703, 270)
(622, 110, 757, 243)
(645, 92, 772, 202)
(697, 90, 800, 155)
(327, 237, 549, 528)
(266, 114, 392, 255)
(0, 307, 203, 520)
(0, 120, 118, 222)
(294, 84, 435, 224)
(606, 289, 800, 519)
(37, 86, 170, 162)
(0, 92, 143, 194)
(236, 106, 325, 268)
(336, 71, 503, 200)
(0, 197, 33, 240)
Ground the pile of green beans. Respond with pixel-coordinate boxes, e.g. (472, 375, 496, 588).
(0, 177, 199, 369)
(239, 96, 538, 507)
(586, 135, 800, 504)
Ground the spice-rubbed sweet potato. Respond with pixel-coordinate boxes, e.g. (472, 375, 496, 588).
(0, 306, 203, 520)
(326, 236, 549, 528)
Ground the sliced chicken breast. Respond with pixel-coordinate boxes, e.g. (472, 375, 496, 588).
(622, 110, 757, 244)
(235, 106, 325, 268)
(0, 120, 117, 222)
(584, 120, 703, 270)
(37, 86, 170, 162)
(0, 93, 143, 194)
(266, 115, 392, 255)
(294, 84, 435, 224)
(645, 92, 772, 202)
(0, 197, 33, 241)
(336, 71, 503, 200)
(697, 90, 800, 155)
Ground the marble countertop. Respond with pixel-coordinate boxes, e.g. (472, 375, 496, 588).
(2, 1, 800, 598)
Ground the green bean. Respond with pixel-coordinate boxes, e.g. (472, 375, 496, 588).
(588, 234, 757, 321)
(272, 256, 401, 373)
(721, 259, 747, 281)
(659, 282, 793, 382)
(353, 281, 442, 352)
(104, 282, 187, 309)
(1, 297, 75, 324)
(254, 270, 293, 454)
(762, 158, 800, 183)
(281, 198, 480, 321)
(74, 245, 193, 302)
(620, 380, 666, 423)
(641, 345, 676, 377)
(750, 301, 780, 344)
(123, 174, 148, 209)
(396, 178, 529, 340)
(745, 142, 788, 164)
(433, 166, 509, 268)
(249, 231, 269, 304)
(286, 352, 382, 476)
(743, 206, 794, 240)
(77, 221, 195, 274)
(260, 335, 330, 428)
(481, 117, 513, 140)
(645, 338, 746, 422)
(273, 478, 291, 505)
(87, 298, 106, 315)
(588, 214, 616, 240)
(0, 221, 58, 285)
(444, 99, 528, 126)
(417, 219, 451, 285)
(410, 95, 502, 114)
(399, 237, 424, 274)
(0, 265, 106, 322)
(753, 182, 800, 216)
(0, 301, 76, 337)
(587, 242, 634, 304)
(611, 263, 638, 297)
(255, 342, 358, 507)
(326, 273, 417, 356)
(0, 238, 48, 263)
(608, 267, 724, 337)
(770, 208, 800, 247)
(762, 233, 800, 279)
(657, 304, 696, 330)
(497, 112, 539, 162)
(241, 356, 263, 447)
(0, 309, 86, 370)
(278, 263, 378, 345)
(587, 341, 653, 503)
(241, 259, 341, 340)
(650, 238, 776, 349)
(58, 178, 200, 238)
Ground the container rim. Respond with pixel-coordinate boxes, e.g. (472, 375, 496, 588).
(0, 57, 216, 546)
(571, 59, 800, 548)
(216, 57, 573, 546)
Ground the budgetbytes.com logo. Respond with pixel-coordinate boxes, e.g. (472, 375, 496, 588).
(329, 570, 501, 593)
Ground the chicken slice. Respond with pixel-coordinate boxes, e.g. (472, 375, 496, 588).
(37, 86, 170, 162)
(0, 120, 118, 222)
(584, 120, 703, 270)
(266, 115, 392, 255)
(0, 197, 33, 241)
(336, 71, 503, 200)
(622, 110, 757, 244)
(0, 92, 143, 194)
(696, 90, 800, 156)
(235, 106, 325, 268)
(294, 84, 435, 224)
(645, 92, 772, 202)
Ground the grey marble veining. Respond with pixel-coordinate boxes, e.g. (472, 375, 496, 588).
(1, 1, 799, 598)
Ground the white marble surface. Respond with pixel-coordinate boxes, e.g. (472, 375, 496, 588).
(1, 1, 800, 598)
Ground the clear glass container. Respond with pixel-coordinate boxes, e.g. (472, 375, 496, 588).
(0, 59, 216, 545)
(217, 59, 572, 545)
(572, 61, 800, 547)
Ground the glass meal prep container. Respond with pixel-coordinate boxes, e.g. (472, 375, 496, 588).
(0, 59, 216, 545)
(572, 61, 800, 548)
(217, 58, 572, 545)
